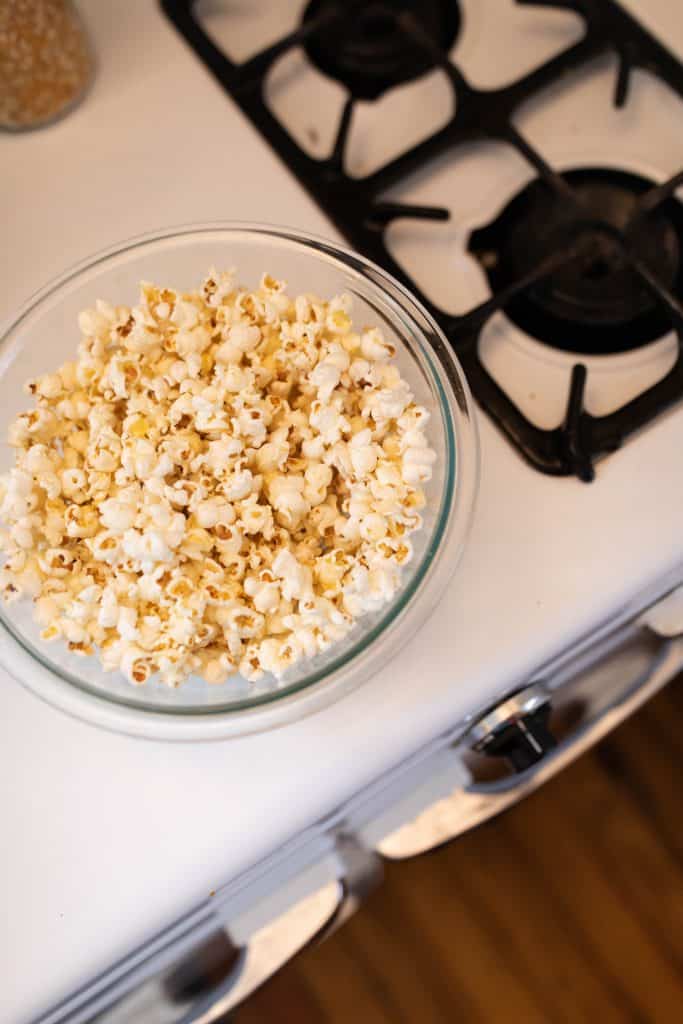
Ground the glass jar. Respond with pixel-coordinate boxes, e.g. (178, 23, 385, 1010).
(0, 0, 95, 131)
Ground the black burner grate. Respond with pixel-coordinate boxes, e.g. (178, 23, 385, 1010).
(160, 0, 683, 481)
(302, 0, 461, 100)
(469, 167, 683, 356)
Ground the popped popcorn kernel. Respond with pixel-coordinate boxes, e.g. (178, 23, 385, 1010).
(0, 269, 436, 688)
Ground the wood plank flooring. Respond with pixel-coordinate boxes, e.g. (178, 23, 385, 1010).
(236, 681, 682, 1022)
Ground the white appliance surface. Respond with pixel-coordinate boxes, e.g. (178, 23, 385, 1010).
(1, 1, 682, 1019)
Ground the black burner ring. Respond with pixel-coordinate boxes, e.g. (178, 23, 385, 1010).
(302, 0, 461, 101)
(469, 168, 683, 355)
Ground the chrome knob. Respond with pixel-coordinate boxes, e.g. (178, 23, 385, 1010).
(468, 683, 556, 771)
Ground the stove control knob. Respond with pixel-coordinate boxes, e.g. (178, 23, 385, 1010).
(468, 683, 556, 772)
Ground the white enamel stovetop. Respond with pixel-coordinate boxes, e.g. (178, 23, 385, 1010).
(1, 2, 682, 1020)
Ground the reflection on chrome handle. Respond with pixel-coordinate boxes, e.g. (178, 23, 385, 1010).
(34, 836, 380, 1024)
(379, 636, 683, 859)
(180, 879, 342, 1024)
(189, 835, 382, 1023)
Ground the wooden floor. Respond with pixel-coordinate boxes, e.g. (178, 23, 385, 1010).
(236, 680, 682, 1023)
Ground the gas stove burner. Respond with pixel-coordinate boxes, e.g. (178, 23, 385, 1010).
(302, 0, 461, 100)
(469, 169, 683, 355)
(162, 0, 683, 479)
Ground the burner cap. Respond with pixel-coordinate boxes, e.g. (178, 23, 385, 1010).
(302, 0, 461, 101)
(469, 168, 683, 355)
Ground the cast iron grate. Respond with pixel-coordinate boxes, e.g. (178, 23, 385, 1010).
(301, 0, 462, 100)
(468, 167, 683, 357)
(160, 0, 683, 481)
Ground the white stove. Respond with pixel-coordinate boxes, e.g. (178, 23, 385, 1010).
(2, 2, 683, 1021)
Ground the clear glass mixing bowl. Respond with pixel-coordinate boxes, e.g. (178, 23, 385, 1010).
(0, 224, 479, 739)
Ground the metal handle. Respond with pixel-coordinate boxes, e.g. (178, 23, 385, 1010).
(378, 635, 683, 859)
(188, 835, 381, 1024)
(179, 879, 341, 1024)
(34, 836, 381, 1023)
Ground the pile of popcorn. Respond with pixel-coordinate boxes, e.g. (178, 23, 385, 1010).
(0, 270, 436, 687)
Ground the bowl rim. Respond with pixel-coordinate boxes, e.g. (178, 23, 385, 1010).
(0, 221, 479, 739)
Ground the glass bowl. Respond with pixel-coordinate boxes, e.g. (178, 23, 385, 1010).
(0, 224, 478, 740)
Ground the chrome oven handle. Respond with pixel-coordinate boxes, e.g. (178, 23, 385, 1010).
(186, 835, 381, 1024)
(379, 635, 683, 859)
(178, 880, 341, 1024)
(35, 836, 381, 1024)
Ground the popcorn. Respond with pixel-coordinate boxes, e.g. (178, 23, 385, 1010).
(359, 512, 388, 543)
(223, 466, 256, 502)
(361, 327, 396, 362)
(304, 462, 333, 506)
(234, 406, 268, 447)
(202, 650, 235, 685)
(64, 504, 99, 539)
(35, 373, 65, 400)
(240, 500, 274, 537)
(99, 496, 137, 533)
(116, 605, 138, 641)
(227, 322, 262, 353)
(120, 645, 155, 685)
(309, 358, 342, 403)
(402, 445, 437, 485)
(61, 468, 88, 502)
(121, 528, 174, 570)
(195, 496, 235, 529)
(272, 548, 312, 601)
(97, 586, 119, 628)
(10, 521, 34, 550)
(309, 400, 348, 445)
(0, 269, 436, 688)
(24, 444, 56, 474)
(244, 572, 281, 614)
(349, 429, 379, 479)
(266, 474, 309, 529)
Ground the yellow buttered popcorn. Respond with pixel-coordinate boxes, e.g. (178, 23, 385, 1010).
(0, 269, 435, 687)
